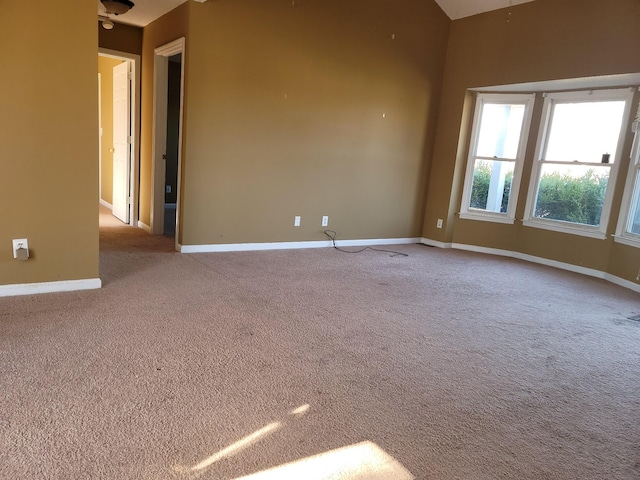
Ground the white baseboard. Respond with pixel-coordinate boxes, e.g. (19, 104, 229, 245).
(421, 238, 640, 293)
(420, 238, 453, 249)
(99, 199, 112, 209)
(179, 237, 421, 254)
(0, 278, 102, 298)
(603, 273, 640, 292)
(340, 237, 421, 247)
(138, 221, 152, 233)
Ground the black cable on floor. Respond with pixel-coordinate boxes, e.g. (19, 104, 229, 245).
(323, 230, 408, 257)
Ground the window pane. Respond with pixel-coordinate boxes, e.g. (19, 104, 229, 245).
(545, 101, 626, 163)
(469, 159, 515, 213)
(534, 164, 609, 226)
(476, 104, 525, 159)
(627, 170, 640, 235)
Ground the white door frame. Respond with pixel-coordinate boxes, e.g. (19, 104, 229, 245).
(98, 48, 141, 227)
(111, 61, 131, 223)
(98, 73, 102, 203)
(152, 37, 186, 246)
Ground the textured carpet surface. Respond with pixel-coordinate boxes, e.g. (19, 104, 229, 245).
(1, 213, 639, 479)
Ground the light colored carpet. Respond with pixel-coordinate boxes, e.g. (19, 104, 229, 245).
(1, 215, 639, 479)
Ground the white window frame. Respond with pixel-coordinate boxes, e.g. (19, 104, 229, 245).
(614, 97, 640, 248)
(523, 88, 635, 239)
(460, 93, 535, 224)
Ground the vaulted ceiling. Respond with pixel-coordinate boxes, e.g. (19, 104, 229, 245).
(434, 0, 536, 19)
(98, 0, 186, 27)
(98, 0, 538, 28)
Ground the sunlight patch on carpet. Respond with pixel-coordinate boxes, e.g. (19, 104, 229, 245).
(232, 441, 414, 480)
(289, 404, 310, 417)
(175, 422, 283, 473)
(175, 404, 313, 475)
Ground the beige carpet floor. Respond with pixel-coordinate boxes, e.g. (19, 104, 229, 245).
(1, 210, 639, 479)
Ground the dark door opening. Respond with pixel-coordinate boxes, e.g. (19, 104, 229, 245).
(164, 53, 182, 237)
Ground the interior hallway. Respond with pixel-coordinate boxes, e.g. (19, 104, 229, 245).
(99, 204, 175, 255)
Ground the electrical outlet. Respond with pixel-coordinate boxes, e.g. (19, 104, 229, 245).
(436, 218, 443, 229)
(294, 216, 301, 227)
(322, 216, 329, 227)
(166, 185, 171, 193)
(12, 238, 29, 259)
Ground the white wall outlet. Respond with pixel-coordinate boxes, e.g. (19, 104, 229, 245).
(322, 216, 329, 227)
(12, 238, 29, 259)
(436, 218, 443, 229)
(294, 216, 301, 227)
(165, 185, 171, 193)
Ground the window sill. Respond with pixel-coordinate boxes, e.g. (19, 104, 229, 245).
(459, 212, 516, 225)
(522, 218, 607, 240)
(613, 234, 640, 248)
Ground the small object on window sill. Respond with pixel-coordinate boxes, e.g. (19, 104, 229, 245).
(602, 153, 610, 164)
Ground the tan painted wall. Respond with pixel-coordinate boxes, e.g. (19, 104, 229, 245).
(139, 3, 190, 228)
(0, 1, 98, 286)
(180, 0, 449, 245)
(98, 56, 125, 206)
(423, 0, 640, 283)
(99, 22, 143, 55)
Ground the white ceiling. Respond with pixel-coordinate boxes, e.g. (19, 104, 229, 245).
(98, 0, 538, 28)
(98, 0, 188, 27)
(472, 73, 640, 93)
(434, 0, 537, 20)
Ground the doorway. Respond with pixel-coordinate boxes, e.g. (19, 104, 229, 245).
(152, 38, 185, 248)
(97, 49, 141, 228)
(164, 53, 182, 237)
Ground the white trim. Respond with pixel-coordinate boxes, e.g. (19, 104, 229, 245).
(99, 199, 113, 209)
(522, 219, 608, 240)
(459, 212, 516, 224)
(523, 87, 635, 238)
(421, 238, 640, 293)
(138, 221, 152, 233)
(152, 37, 185, 250)
(420, 238, 453, 249)
(154, 38, 185, 57)
(98, 72, 102, 203)
(613, 234, 640, 248)
(98, 48, 141, 228)
(453, 243, 605, 277)
(0, 278, 102, 298)
(472, 73, 640, 94)
(179, 237, 421, 254)
(459, 93, 535, 223)
(604, 273, 640, 292)
(333, 237, 420, 247)
(615, 99, 640, 241)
